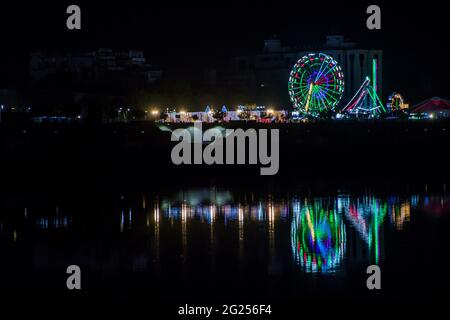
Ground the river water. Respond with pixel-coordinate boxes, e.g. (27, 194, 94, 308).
(1, 183, 449, 304)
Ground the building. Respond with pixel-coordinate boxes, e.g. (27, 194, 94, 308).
(221, 35, 382, 107)
(30, 48, 162, 88)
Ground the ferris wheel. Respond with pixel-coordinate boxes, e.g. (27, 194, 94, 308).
(288, 53, 345, 116)
(388, 92, 408, 111)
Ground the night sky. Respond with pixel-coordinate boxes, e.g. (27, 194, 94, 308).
(0, 0, 448, 102)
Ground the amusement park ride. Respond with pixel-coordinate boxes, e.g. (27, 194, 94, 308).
(387, 92, 409, 112)
(288, 53, 345, 118)
(288, 53, 406, 119)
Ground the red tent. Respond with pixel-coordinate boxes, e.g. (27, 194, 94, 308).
(411, 97, 450, 113)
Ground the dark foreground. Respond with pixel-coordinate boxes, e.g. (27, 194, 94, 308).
(1, 119, 450, 184)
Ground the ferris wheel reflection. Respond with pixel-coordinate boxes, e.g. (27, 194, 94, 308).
(290, 199, 346, 274)
(291, 195, 413, 273)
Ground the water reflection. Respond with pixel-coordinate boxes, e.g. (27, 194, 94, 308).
(416, 194, 450, 217)
(1, 188, 449, 279)
(291, 199, 346, 273)
(388, 197, 411, 230)
(0, 206, 72, 242)
(337, 196, 387, 264)
(146, 189, 448, 274)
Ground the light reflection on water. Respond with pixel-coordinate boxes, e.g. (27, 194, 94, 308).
(113, 188, 446, 275)
(291, 199, 346, 274)
(0, 187, 449, 278)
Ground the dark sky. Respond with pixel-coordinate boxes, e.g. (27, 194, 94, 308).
(0, 0, 448, 100)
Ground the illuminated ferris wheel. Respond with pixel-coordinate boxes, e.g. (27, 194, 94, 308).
(288, 53, 345, 116)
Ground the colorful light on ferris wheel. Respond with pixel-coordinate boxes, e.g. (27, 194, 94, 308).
(288, 53, 345, 116)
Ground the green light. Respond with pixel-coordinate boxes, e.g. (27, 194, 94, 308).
(372, 58, 377, 95)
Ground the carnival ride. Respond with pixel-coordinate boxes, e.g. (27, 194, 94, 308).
(288, 53, 345, 117)
(387, 92, 409, 112)
(341, 76, 385, 117)
(288, 53, 390, 119)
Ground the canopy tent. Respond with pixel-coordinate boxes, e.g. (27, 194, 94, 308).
(411, 97, 450, 113)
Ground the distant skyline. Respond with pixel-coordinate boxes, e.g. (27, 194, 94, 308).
(0, 1, 448, 102)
